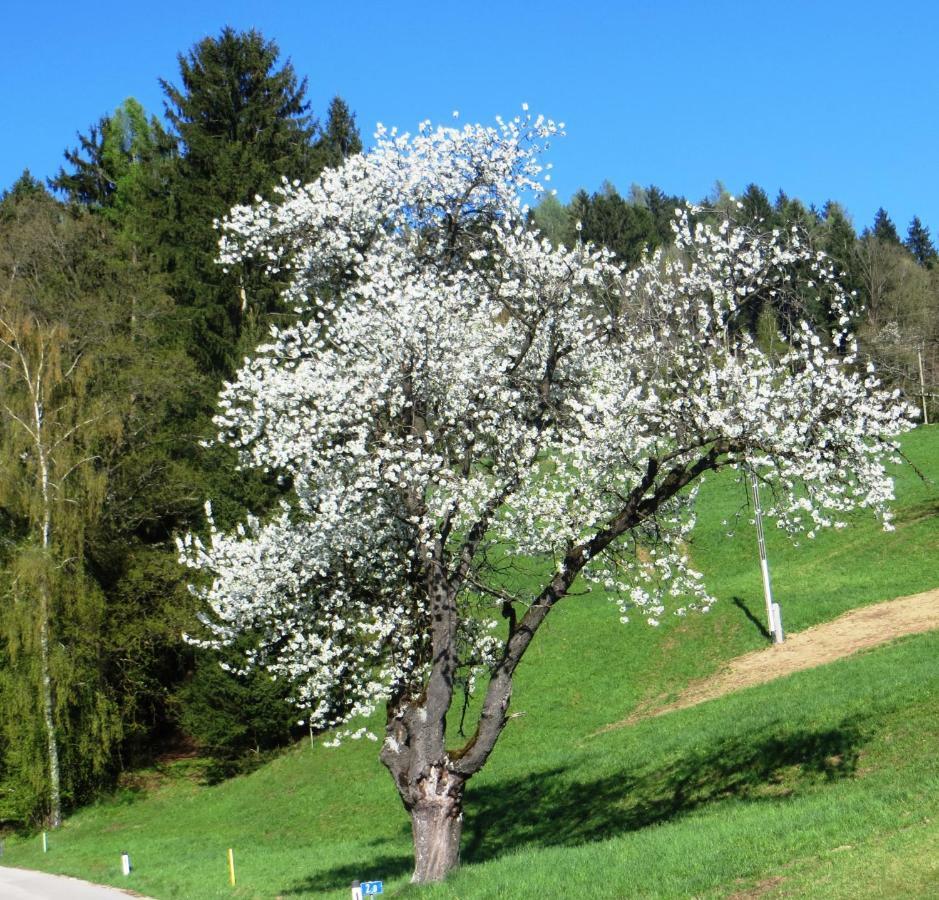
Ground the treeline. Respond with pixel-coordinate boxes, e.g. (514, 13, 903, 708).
(533, 183, 939, 419)
(0, 27, 362, 827)
(1, 25, 935, 829)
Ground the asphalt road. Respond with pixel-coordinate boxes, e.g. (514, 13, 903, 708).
(0, 866, 153, 898)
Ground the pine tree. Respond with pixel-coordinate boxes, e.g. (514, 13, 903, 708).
(818, 201, 862, 317)
(871, 207, 901, 245)
(159, 27, 320, 375)
(642, 184, 684, 248)
(740, 183, 774, 227)
(905, 216, 936, 266)
(2, 171, 47, 204)
(313, 96, 362, 170)
(577, 182, 656, 267)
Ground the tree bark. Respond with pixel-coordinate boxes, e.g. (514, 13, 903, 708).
(381, 711, 467, 884)
(35, 377, 62, 829)
(38, 613, 61, 829)
(408, 767, 465, 883)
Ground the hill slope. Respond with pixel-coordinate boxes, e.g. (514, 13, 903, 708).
(4, 426, 938, 899)
(602, 586, 939, 729)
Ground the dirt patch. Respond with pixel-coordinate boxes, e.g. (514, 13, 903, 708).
(726, 875, 787, 899)
(598, 588, 939, 733)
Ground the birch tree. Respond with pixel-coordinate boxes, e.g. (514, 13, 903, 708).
(181, 112, 914, 882)
(0, 309, 118, 827)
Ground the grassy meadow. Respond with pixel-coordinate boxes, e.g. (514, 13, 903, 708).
(4, 426, 938, 898)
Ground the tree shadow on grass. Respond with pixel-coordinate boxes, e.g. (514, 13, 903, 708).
(279, 718, 865, 893)
(279, 851, 413, 896)
(463, 718, 865, 863)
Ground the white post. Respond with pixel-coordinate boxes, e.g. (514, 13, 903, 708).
(750, 472, 783, 644)
(918, 349, 929, 426)
(351, 881, 363, 900)
(121, 852, 131, 876)
(772, 603, 784, 642)
(42, 831, 47, 853)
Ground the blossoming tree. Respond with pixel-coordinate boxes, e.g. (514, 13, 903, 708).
(179, 112, 913, 882)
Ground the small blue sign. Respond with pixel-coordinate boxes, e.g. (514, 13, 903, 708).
(362, 881, 384, 895)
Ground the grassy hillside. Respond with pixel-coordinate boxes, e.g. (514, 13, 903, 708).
(5, 426, 938, 898)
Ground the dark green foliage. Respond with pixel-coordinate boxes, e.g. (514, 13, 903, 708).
(159, 27, 320, 375)
(739, 183, 773, 226)
(569, 183, 658, 267)
(49, 119, 115, 207)
(642, 184, 683, 247)
(177, 642, 300, 781)
(1, 171, 47, 205)
(871, 206, 902, 245)
(774, 190, 817, 231)
(818, 201, 863, 312)
(905, 216, 936, 267)
(314, 96, 363, 170)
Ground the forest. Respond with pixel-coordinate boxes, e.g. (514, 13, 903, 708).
(1, 25, 936, 829)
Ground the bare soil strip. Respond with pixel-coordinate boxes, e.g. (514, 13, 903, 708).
(598, 587, 939, 734)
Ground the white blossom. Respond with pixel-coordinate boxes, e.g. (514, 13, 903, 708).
(180, 111, 914, 741)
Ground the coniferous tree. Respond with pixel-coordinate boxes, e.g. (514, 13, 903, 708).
(159, 27, 320, 375)
(314, 97, 363, 170)
(774, 190, 816, 231)
(871, 207, 902, 245)
(1, 171, 47, 205)
(49, 120, 115, 208)
(740, 183, 774, 226)
(819, 202, 862, 305)
(905, 216, 937, 267)
(643, 184, 683, 247)
(577, 182, 656, 267)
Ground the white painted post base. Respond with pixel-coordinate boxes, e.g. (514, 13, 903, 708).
(771, 602, 784, 643)
(121, 852, 131, 876)
(351, 881, 363, 900)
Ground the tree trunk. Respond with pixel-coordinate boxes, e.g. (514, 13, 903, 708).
(39, 613, 61, 829)
(410, 784, 464, 883)
(35, 392, 62, 829)
(381, 716, 466, 884)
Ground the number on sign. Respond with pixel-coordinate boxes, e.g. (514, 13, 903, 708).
(361, 881, 383, 895)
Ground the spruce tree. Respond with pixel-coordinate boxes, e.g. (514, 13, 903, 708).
(905, 216, 937, 266)
(577, 182, 656, 267)
(818, 201, 862, 316)
(2, 171, 47, 204)
(740, 183, 774, 226)
(643, 184, 684, 247)
(871, 207, 902, 245)
(314, 96, 363, 170)
(159, 27, 320, 375)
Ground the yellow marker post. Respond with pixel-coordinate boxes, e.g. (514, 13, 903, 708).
(227, 847, 236, 886)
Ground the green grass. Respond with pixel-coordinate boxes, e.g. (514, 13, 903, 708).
(4, 426, 938, 898)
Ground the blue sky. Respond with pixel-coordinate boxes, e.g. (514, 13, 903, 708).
(4, 1, 936, 236)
